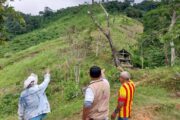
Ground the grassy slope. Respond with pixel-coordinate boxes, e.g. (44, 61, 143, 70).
(0, 4, 179, 120)
(131, 67, 180, 120)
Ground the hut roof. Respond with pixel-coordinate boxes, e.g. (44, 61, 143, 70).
(118, 49, 131, 55)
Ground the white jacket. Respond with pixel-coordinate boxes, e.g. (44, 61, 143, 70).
(18, 74, 51, 120)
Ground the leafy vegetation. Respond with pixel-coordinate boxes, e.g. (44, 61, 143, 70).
(3, 0, 160, 40)
(0, 3, 143, 119)
(134, 1, 180, 68)
(0, 1, 179, 120)
(104, 0, 160, 19)
(0, 0, 25, 42)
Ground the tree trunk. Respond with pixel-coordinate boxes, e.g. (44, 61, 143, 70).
(170, 42, 175, 66)
(88, 4, 119, 67)
(164, 43, 169, 65)
(105, 34, 119, 67)
(74, 64, 80, 85)
(141, 42, 144, 69)
(169, 10, 177, 66)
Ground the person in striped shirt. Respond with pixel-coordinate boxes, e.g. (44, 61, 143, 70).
(111, 71, 135, 120)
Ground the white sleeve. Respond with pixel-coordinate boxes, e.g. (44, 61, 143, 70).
(38, 73, 51, 92)
(84, 87, 94, 103)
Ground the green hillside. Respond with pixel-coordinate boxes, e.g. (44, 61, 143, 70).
(0, 4, 179, 120)
(0, 4, 143, 119)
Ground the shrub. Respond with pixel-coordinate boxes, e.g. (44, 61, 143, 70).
(125, 7, 143, 18)
(64, 81, 81, 101)
(0, 93, 19, 116)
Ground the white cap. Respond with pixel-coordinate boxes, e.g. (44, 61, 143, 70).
(120, 71, 131, 80)
(24, 73, 38, 89)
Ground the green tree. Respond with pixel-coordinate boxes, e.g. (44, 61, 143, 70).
(125, 7, 143, 18)
(0, 0, 24, 42)
(137, 1, 180, 68)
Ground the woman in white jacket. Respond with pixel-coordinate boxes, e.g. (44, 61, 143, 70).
(18, 69, 51, 120)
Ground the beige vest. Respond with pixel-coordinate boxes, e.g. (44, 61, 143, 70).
(88, 79, 110, 120)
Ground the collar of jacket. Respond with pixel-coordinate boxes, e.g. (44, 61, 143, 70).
(90, 79, 103, 85)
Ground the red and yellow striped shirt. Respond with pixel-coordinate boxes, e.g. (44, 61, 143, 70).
(118, 80, 135, 118)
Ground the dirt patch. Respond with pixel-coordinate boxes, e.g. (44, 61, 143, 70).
(176, 92, 180, 97)
(169, 91, 180, 98)
(131, 105, 159, 120)
(65, 105, 156, 120)
(131, 112, 152, 120)
(175, 104, 180, 110)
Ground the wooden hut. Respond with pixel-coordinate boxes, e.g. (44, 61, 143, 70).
(117, 49, 133, 67)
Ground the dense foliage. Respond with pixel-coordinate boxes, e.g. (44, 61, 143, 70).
(4, 5, 94, 38)
(3, 0, 161, 39)
(104, 0, 160, 18)
(0, 0, 25, 42)
(134, 1, 180, 68)
(1, 0, 179, 68)
(0, 1, 179, 119)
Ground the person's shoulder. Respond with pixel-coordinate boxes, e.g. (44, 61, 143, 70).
(119, 84, 124, 90)
(122, 82, 127, 87)
(102, 78, 110, 88)
(85, 86, 94, 96)
(33, 85, 39, 88)
(102, 78, 109, 84)
(20, 90, 27, 97)
(87, 81, 95, 89)
(103, 78, 108, 82)
(88, 79, 107, 89)
(129, 80, 135, 86)
(119, 84, 126, 93)
(23, 85, 39, 94)
(86, 87, 93, 92)
(120, 83, 128, 90)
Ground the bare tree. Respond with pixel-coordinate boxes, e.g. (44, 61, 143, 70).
(164, 44, 169, 65)
(74, 64, 80, 85)
(88, 3, 119, 67)
(168, 10, 179, 66)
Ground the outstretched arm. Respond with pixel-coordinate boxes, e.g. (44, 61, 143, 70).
(38, 69, 51, 92)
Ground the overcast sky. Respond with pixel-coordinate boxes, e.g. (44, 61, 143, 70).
(9, 0, 143, 15)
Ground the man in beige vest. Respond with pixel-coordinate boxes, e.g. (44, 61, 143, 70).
(83, 66, 110, 120)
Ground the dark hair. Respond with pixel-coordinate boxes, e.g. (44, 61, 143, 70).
(90, 66, 101, 78)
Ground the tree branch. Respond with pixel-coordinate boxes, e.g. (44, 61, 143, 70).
(100, 3, 110, 28)
(88, 11, 107, 37)
(87, 5, 119, 67)
(169, 10, 177, 32)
